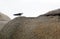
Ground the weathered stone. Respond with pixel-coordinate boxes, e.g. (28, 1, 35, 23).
(0, 12, 11, 30)
(0, 9, 60, 39)
(0, 12, 11, 39)
(0, 12, 10, 21)
(43, 9, 60, 16)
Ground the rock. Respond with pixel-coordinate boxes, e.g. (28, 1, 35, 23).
(41, 9, 60, 16)
(0, 12, 11, 30)
(0, 12, 10, 21)
(0, 9, 60, 39)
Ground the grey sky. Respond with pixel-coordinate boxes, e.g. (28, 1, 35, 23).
(0, 0, 60, 19)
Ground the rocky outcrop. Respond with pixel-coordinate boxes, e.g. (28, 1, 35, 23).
(0, 9, 60, 39)
(39, 9, 60, 16)
(0, 12, 10, 21)
(0, 12, 10, 30)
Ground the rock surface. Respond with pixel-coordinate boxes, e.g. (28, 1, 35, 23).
(0, 12, 10, 30)
(0, 12, 10, 21)
(0, 9, 60, 39)
(38, 9, 60, 17)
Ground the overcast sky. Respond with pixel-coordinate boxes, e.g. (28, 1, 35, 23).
(0, 0, 60, 19)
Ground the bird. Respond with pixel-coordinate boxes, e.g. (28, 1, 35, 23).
(14, 13, 23, 16)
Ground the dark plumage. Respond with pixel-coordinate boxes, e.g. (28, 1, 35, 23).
(14, 13, 23, 16)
